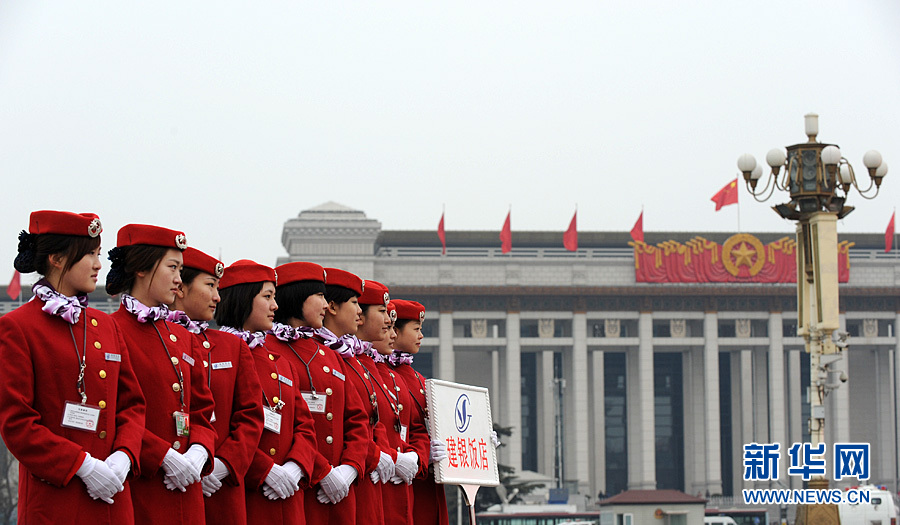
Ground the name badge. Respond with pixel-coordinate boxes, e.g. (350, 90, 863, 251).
(400, 424, 408, 443)
(181, 352, 195, 366)
(173, 411, 190, 437)
(301, 391, 326, 414)
(61, 402, 101, 433)
(263, 407, 282, 434)
(332, 369, 345, 381)
(278, 374, 293, 387)
(104, 353, 121, 362)
(212, 361, 232, 370)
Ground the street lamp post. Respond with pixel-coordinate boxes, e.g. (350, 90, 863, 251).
(737, 113, 887, 525)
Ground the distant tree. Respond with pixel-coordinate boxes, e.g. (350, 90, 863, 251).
(0, 441, 17, 524)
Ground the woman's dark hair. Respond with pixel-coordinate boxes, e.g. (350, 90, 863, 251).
(395, 318, 415, 333)
(215, 281, 264, 329)
(105, 244, 170, 296)
(324, 284, 359, 305)
(14, 232, 100, 278)
(180, 267, 203, 286)
(360, 303, 382, 316)
(274, 280, 326, 324)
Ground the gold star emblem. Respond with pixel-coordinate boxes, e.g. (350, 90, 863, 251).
(731, 242, 756, 267)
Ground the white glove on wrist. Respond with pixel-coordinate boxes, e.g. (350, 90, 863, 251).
(430, 439, 448, 464)
(334, 464, 358, 486)
(317, 466, 350, 504)
(374, 451, 395, 484)
(201, 457, 230, 497)
(263, 464, 295, 500)
(394, 451, 418, 484)
(183, 444, 209, 475)
(491, 430, 501, 448)
(77, 452, 123, 504)
(282, 461, 305, 489)
(104, 450, 131, 484)
(161, 448, 201, 492)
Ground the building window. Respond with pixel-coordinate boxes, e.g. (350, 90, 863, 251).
(652, 320, 671, 338)
(750, 320, 768, 337)
(655, 353, 684, 491)
(520, 353, 538, 471)
(783, 320, 797, 337)
(605, 353, 627, 496)
(719, 352, 732, 496)
(718, 320, 736, 338)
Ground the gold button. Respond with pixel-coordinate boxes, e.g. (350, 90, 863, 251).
(397, 446, 402, 452)
(98, 430, 107, 439)
(171, 356, 179, 365)
(395, 386, 401, 391)
(173, 441, 181, 450)
(173, 383, 181, 392)
(202, 341, 210, 349)
(325, 436, 333, 444)
(271, 372, 278, 380)
(98, 400, 107, 409)
(99, 370, 107, 379)
(169, 334, 178, 342)
(91, 319, 98, 327)
(268, 354, 275, 360)
(273, 396, 280, 404)
(399, 404, 404, 411)
(364, 373, 369, 379)
(93, 341, 102, 349)
(420, 389, 425, 394)
(326, 413, 333, 421)
(319, 349, 325, 356)
(269, 448, 276, 456)
(323, 366, 330, 373)
(325, 388, 333, 396)
(203, 361, 208, 368)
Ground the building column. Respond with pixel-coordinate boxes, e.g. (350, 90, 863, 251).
(876, 348, 895, 485)
(591, 349, 606, 498)
(768, 312, 786, 484)
(538, 350, 555, 476)
(704, 312, 722, 495)
(684, 347, 704, 495)
(752, 349, 769, 444)
(436, 312, 455, 381)
(570, 312, 590, 493)
(733, 349, 753, 491)
(895, 313, 900, 492)
(502, 312, 522, 472)
(627, 312, 655, 489)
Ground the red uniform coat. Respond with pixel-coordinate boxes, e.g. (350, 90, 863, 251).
(195, 329, 265, 525)
(268, 335, 370, 525)
(0, 300, 145, 524)
(243, 338, 319, 525)
(112, 307, 217, 525)
(393, 362, 449, 525)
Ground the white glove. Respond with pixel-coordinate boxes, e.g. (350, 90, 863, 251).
(104, 450, 132, 484)
(334, 464, 357, 486)
(372, 451, 395, 484)
(263, 463, 295, 500)
(201, 457, 230, 497)
(393, 451, 418, 484)
(430, 439, 448, 464)
(183, 444, 209, 475)
(282, 461, 305, 489)
(317, 466, 350, 504)
(161, 448, 201, 492)
(77, 452, 123, 504)
(491, 430, 501, 448)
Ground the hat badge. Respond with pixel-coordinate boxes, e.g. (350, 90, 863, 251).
(360, 279, 365, 293)
(323, 269, 327, 280)
(383, 292, 390, 307)
(175, 234, 187, 250)
(87, 218, 102, 238)
(273, 269, 278, 285)
(214, 263, 225, 278)
(389, 310, 397, 322)
(419, 311, 425, 321)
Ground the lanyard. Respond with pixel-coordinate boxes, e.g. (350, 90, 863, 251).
(67, 315, 89, 404)
(202, 332, 212, 389)
(284, 341, 319, 397)
(363, 360, 400, 420)
(151, 321, 186, 410)
(346, 357, 377, 408)
(258, 344, 285, 411)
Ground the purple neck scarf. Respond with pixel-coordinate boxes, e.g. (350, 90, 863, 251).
(167, 310, 208, 334)
(315, 327, 355, 358)
(121, 294, 170, 323)
(389, 351, 414, 366)
(219, 326, 267, 349)
(32, 280, 88, 325)
(268, 322, 316, 342)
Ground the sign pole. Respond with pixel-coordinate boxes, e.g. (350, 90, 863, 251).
(459, 484, 480, 524)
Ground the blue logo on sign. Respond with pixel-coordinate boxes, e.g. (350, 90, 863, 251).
(455, 394, 472, 433)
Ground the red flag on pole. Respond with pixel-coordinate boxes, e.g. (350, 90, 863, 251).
(500, 211, 512, 254)
(7, 270, 21, 300)
(563, 211, 578, 251)
(437, 212, 446, 255)
(886, 211, 896, 253)
(630, 211, 644, 243)
(711, 178, 739, 211)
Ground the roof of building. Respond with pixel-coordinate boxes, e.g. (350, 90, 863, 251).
(599, 489, 707, 506)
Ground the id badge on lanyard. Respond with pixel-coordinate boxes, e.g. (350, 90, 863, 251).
(264, 406, 282, 434)
(173, 411, 190, 437)
(61, 401, 101, 433)
(301, 391, 326, 413)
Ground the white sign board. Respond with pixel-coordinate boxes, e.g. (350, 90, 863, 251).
(426, 378, 500, 486)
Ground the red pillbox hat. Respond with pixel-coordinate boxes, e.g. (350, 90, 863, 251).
(324, 268, 364, 296)
(275, 262, 326, 286)
(116, 224, 187, 250)
(182, 247, 225, 279)
(392, 299, 425, 322)
(219, 259, 277, 290)
(359, 280, 390, 307)
(29, 210, 102, 238)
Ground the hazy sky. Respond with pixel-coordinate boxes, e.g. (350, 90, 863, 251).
(2, 1, 899, 283)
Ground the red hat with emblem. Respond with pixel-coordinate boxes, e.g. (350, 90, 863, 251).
(116, 224, 187, 250)
(324, 268, 364, 295)
(275, 262, 327, 286)
(392, 299, 425, 322)
(182, 248, 225, 279)
(359, 280, 390, 307)
(219, 259, 277, 290)
(28, 210, 103, 238)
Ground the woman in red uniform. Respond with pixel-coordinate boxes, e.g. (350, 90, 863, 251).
(106, 224, 217, 525)
(215, 259, 318, 525)
(389, 299, 449, 525)
(0, 210, 145, 524)
(169, 248, 265, 525)
(270, 262, 370, 525)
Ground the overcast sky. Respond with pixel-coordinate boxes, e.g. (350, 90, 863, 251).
(2, 1, 899, 284)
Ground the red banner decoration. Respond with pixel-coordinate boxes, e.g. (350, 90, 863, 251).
(631, 234, 853, 283)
